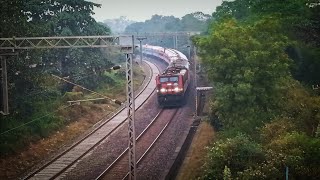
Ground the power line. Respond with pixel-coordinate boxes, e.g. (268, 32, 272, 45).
(51, 74, 122, 105)
(0, 104, 74, 136)
(1, 68, 123, 135)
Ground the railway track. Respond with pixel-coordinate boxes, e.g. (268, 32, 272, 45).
(24, 60, 160, 180)
(95, 108, 180, 180)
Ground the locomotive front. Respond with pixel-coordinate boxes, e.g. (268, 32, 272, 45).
(156, 49, 190, 107)
(142, 45, 190, 107)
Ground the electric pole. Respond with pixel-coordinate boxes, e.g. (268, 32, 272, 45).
(136, 37, 147, 64)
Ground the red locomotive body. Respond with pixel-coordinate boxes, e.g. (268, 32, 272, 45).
(156, 66, 190, 106)
(142, 45, 190, 107)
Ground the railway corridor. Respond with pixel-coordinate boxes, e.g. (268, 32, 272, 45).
(25, 60, 159, 180)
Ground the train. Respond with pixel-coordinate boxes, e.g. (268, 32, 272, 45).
(142, 45, 190, 107)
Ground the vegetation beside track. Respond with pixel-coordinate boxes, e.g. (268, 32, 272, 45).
(0, 64, 145, 179)
(0, 3, 146, 178)
(192, 0, 320, 179)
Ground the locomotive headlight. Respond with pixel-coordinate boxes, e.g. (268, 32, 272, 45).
(160, 88, 167, 93)
(174, 87, 179, 92)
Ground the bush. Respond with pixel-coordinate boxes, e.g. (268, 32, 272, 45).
(62, 92, 84, 102)
(201, 133, 264, 179)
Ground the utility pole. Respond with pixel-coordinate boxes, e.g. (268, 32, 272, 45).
(186, 45, 191, 60)
(194, 46, 197, 89)
(119, 35, 136, 180)
(175, 34, 178, 49)
(0, 56, 8, 115)
(136, 37, 147, 64)
(195, 87, 213, 118)
(173, 36, 175, 49)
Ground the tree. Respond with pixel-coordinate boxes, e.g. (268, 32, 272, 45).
(194, 17, 292, 131)
(212, 0, 254, 21)
(1, 0, 113, 151)
(201, 134, 264, 179)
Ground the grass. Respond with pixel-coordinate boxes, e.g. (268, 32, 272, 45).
(176, 121, 215, 180)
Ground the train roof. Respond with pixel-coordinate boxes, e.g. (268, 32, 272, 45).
(143, 44, 190, 69)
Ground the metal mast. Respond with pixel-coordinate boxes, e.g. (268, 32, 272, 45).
(121, 35, 136, 180)
(136, 37, 147, 64)
(0, 56, 8, 115)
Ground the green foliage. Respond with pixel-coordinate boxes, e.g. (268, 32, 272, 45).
(212, 0, 254, 21)
(0, 93, 64, 155)
(201, 134, 264, 179)
(0, 0, 30, 37)
(289, 46, 320, 85)
(211, 0, 320, 86)
(125, 12, 210, 48)
(194, 17, 292, 131)
(281, 82, 320, 136)
(223, 166, 232, 180)
(197, 0, 320, 179)
(62, 92, 84, 102)
(0, 0, 116, 155)
(125, 15, 181, 34)
(240, 132, 320, 179)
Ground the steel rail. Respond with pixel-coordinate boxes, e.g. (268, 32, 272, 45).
(122, 108, 179, 180)
(95, 108, 179, 180)
(95, 109, 164, 180)
(24, 60, 157, 180)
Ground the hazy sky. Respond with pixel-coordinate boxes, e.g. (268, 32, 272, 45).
(88, 0, 224, 22)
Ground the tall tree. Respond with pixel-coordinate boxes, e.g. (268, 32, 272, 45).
(194, 17, 292, 130)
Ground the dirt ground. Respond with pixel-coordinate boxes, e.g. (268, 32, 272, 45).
(176, 55, 216, 179)
(176, 121, 215, 180)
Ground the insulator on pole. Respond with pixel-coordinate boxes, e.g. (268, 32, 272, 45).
(114, 99, 123, 105)
(111, 65, 121, 70)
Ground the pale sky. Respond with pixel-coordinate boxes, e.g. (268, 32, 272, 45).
(87, 0, 224, 22)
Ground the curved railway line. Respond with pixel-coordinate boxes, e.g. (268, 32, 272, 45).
(24, 60, 160, 180)
(96, 108, 180, 180)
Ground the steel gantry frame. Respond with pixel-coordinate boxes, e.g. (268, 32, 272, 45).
(126, 31, 200, 50)
(0, 36, 122, 49)
(0, 35, 137, 180)
(0, 35, 133, 114)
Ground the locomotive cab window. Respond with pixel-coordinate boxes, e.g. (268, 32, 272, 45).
(160, 76, 178, 83)
(169, 76, 178, 82)
(160, 77, 169, 83)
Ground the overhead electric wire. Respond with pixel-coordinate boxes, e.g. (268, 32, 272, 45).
(70, 65, 122, 82)
(1, 67, 123, 136)
(51, 74, 123, 105)
(0, 104, 74, 136)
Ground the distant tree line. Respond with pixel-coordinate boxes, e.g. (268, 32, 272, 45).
(125, 12, 211, 34)
(123, 12, 211, 55)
